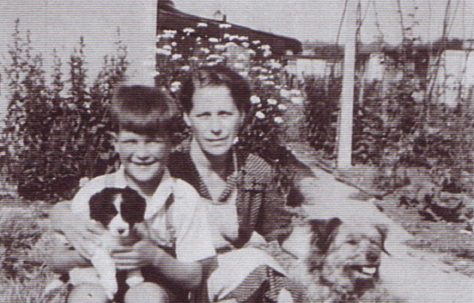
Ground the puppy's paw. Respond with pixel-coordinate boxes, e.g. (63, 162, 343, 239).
(126, 270, 144, 287)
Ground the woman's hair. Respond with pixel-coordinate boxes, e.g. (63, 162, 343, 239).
(179, 65, 251, 113)
(110, 84, 178, 137)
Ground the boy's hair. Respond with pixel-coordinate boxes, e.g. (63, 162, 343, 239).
(110, 84, 178, 138)
(179, 65, 251, 114)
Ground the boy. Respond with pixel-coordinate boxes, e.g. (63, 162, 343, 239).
(47, 84, 216, 303)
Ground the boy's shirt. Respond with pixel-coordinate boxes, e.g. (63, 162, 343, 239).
(71, 167, 216, 263)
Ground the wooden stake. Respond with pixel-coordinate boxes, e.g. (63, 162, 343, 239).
(337, 0, 357, 169)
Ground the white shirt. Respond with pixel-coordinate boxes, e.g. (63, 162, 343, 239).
(71, 167, 216, 263)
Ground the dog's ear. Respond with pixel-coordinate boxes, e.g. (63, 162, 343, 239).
(375, 223, 390, 256)
(89, 188, 119, 225)
(121, 187, 147, 224)
(308, 217, 342, 253)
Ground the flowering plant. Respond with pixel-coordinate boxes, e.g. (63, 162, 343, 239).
(155, 24, 301, 194)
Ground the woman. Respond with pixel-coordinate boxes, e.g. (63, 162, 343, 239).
(169, 65, 304, 302)
(49, 65, 315, 302)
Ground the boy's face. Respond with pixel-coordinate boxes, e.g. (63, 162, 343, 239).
(114, 130, 171, 186)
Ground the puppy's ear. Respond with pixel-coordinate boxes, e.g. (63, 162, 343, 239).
(308, 217, 342, 253)
(375, 223, 390, 256)
(121, 187, 147, 224)
(89, 188, 119, 225)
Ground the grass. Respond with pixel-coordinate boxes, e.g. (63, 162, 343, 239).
(0, 199, 67, 303)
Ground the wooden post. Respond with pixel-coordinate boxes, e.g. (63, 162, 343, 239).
(123, 0, 157, 86)
(337, 0, 357, 169)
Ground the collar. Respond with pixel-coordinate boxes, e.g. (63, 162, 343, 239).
(145, 168, 174, 220)
(111, 166, 174, 220)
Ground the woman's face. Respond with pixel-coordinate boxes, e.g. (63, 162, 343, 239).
(184, 85, 244, 157)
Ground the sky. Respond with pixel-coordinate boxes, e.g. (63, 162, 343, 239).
(0, 0, 473, 92)
(172, 0, 474, 44)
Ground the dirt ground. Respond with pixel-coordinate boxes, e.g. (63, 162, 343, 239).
(290, 142, 474, 302)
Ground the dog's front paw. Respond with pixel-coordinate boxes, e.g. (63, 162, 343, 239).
(101, 278, 118, 300)
(126, 270, 144, 287)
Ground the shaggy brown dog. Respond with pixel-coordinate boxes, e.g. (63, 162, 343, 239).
(281, 217, 389, 303)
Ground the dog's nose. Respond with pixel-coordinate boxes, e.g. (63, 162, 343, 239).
(366, 251, 379, 263)
(117, 228, 126, 235)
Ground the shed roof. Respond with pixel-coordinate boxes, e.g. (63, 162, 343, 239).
(157, 3, 302, 56)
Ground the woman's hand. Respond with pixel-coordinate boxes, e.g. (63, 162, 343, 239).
(111, 240, 166, 271)
(50, 202, 105, 258)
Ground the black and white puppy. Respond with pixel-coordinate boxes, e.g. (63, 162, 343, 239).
(87, 187, 147, 300)
(44, 187, 148, 299)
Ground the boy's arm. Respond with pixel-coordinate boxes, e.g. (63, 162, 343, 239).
(112, 240, 214, 290)
(46, 242, 91, 274)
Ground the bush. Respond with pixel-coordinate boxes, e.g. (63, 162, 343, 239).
(0, 21, 127, 201)
(155, 25, 300, 194)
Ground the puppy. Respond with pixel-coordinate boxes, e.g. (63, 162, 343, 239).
(87, 187, 147, 299)
(282, 217, 389, 302)
(45, 187, 147, 300)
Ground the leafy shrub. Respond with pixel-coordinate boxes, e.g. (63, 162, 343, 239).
(0, 21, 127, 201)
(155, 25, 301, 194)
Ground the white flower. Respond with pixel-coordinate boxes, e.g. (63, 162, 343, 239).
(280, 89, 291, 99)
(171, 53, 182, 60)
(290, 96, 304, 105)
(255, 111, 265, 119)
(163, 45, 172, 51)
(200, 47, 210, 54)
(252, 40, 261, 45)
(170, 81, 182, 93)
(207, 54, 224, 61)
(237, 53, 248, 61)
(267, 98, 278, 105)
(261, 44, 271, 50)
(189, 56, 199, 61)
(239, 71, 249, 78)
(241, 42, 250, 48)
(260, 68, 269, 73)
(250, 95, 261, 104)
(171, 42, 177, 47)
(251, 66, 261, 72)
(229, 35, 239, 41)
(225, 42, 237, 48)
(263, 50, 272, 57)
(214, 44, 226, 51)
(183, 27, 195, 34)
(274, 117, 284, 124)
(239, 36, 249, 41)
(263, 80, 275, 86)
(257, 75, 268, 81)
(196, 36, 202, 42)
(247, 49, 256, 56)
(233, 62, 245, 70)
(278, 103, 288, 111)
(197, 22, 208, 28)
(224, 33, 231, 39)
(156, 48, 171, 56)
(162, 29, 177, 38)
(268, 60, 282, 69)
(208, 37, 219, 43)
(290, 89, 301, 96)
(219, 23, 232, 29)
(180, 65, 190, 71)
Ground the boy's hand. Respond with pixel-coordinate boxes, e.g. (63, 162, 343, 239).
(111, 240, 167, 271)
